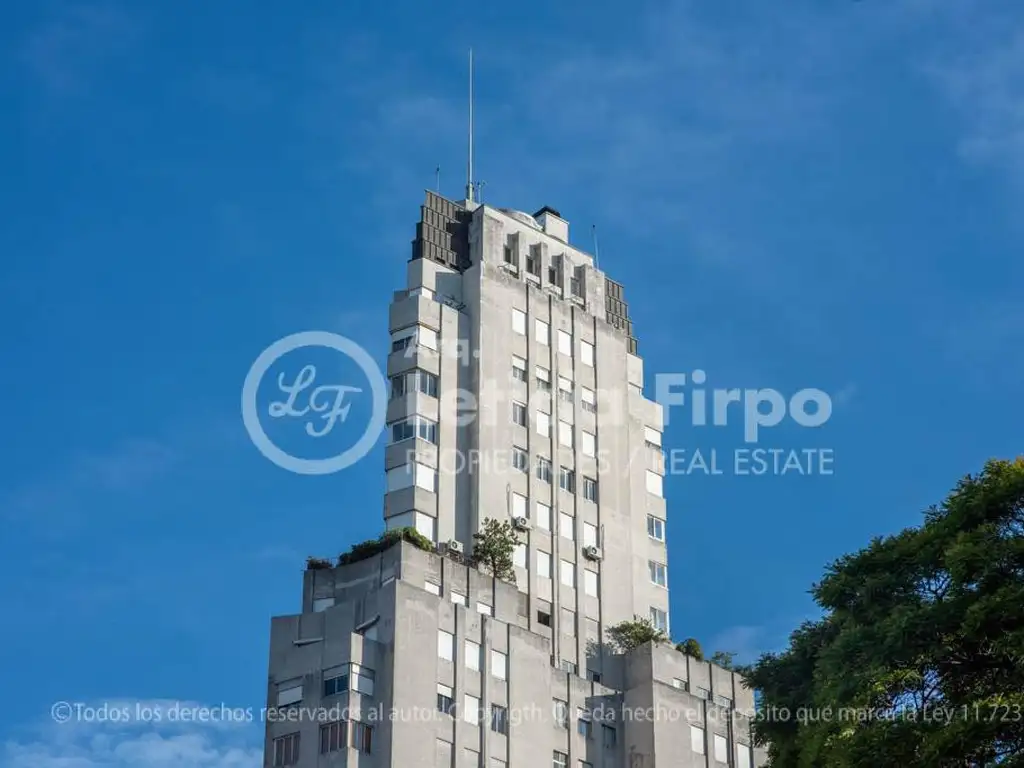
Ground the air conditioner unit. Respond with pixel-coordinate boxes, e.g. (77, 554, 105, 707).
(447, 539, 464, 555)
(583, 545, 602, 561)
(512, 516, 530, 531)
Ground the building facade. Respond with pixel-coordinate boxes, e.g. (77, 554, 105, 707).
(263, 192, 767, 767)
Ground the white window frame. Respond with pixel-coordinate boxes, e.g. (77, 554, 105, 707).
(644, 426, 662, 447)
(647, 515, 665, 541)
(583, 522, 597, 548)
(535, 319, 550, 345)
(438, 630, 454, 661)
(465, 640, 481, 670)
(536, 411, 551, 438)
(464, 694, 480, 725)
(581, 431, 596, 457)
(491, 650, 507, 680)
(558, 420, 573, 448)
(559, 511, 574, 541)
(645, 470, 663, 497)
(690, 725, 705, 755)
(512, 492, 527, 519)
(560, 559, 576, 588)
(580, 340, 594, 366)
(649, 560, 668, 588)
(512, 309, 526, 335)
(536, 502, 551, 531)
(557, 329, 572, 356)
(537, 550, 552, 579)
(584, 570, 598, 597)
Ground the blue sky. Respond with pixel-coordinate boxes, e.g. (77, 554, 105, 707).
(1, 0, 1023, 765)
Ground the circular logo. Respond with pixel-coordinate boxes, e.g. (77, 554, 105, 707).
(241, 331, 387, 475)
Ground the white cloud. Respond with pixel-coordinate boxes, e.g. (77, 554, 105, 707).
(930, 31, 1024, 182)
(2, 700, 261, 768)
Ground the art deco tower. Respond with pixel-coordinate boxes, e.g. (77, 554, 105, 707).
(263, 192, 766, 768)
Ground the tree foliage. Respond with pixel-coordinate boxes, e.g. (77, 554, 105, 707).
(710, 650, 736, 670)
(337, 527, 434, 566)
(677, 638, 705, 661)
(471, 517, 521, 583)
(608, 617, 669, 652)
(746, 458, 1024, 767)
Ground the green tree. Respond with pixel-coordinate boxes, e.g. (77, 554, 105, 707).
(746, 458, 1024, 767)
(607, 617, 668, 652)
(710, 650, 736, 670)
(471, 518, 521, 583)
(676, 638, 705, 661)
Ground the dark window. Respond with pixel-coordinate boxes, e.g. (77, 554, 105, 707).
(323, 673, 349, 697)
(351, 722, 372, 754)
(537, 610, 552, 627)
(491, 704, 509, 735)
(319, 721, 345, 754)
(273, 733, 300, 766)
(602, 725, 617, 748)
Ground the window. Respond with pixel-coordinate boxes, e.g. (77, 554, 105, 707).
(737, 745, 752, 768)
(464, 694, 480, 725)
(583, 522, 597, 548)
(320, 720, 344, 754)
(536, 457, 552, 483)
(714, 734, 728, 763)
(602, 725, 617, 748)
(536, 366, 552, 391)
(438, 630, 454, 661)
(389, 415, 438, 444)
(491, 704, 509, 735)
(323, 671, 347, 697)
(558, 376, 574, 404)
(644, 426, 662, 449)
(558, 467, 575, 493)
(586, 669, 601, 683)
(581, 386, 596, 413)
(466, 640, 482, 671)
(647, 515, 665, 541)
(276, 683, 302, 708)
(536, 411, 551, 437)
(512, 401, 527, 427)
(437, 739, 454, 767)
(582, 476, 598, 503)
(560, 659, 577, 675)
(581, 340, 594, 366)
(351, 722, 372, 754)
(503, 243, 515, 265)
(350, 664, 374, 695)
(390, 324, 438, 353)
(535, 319, 550, 345)
(536, 502, 551, 530)
(451, 591, 467, 606)
(695, 686, 711, 700)
(272, 733, 300, 766)
(559, 511, 574, 540)
(512, 355, 527, 382)
(579, 762, 593, 768)
(553, 751, 568, 768)
(409, 285, 433, 300)
(512, 446, 528, 473)
(557, 330, 572, 356)
(672, 677, 688, 690)
(526, 246, 541, 276)
(577, 708, 592, 738)
(537, 609, 552, 627)
(561, 607, 576, 634)
(512, 309, 526, 335)
(556, 421, 572, 448)
(690, 725, 706, 754)
(714, 694, 733, 709)
(649, 560, 668, 587)
(560, 559, 576, 588)
(553, 700, 568, 728)
(537, 550, 552, 578)
(645, 470, 664, 497)
(389, 369, 438, 399)
(584, 570, 598, 597)
(476, 602, 492, 616)
(425, 581, 441, 596)
(513, 543, 526, 568)
(437, 684, 454, 715)
(650, 607, 669, 632)
(386, 462, 436, 493)
(581, 431, 596, 457)
(492, 650, 507, 680)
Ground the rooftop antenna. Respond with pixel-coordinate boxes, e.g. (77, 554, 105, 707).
(476, 180, 486, 203)
(465, 48, 475, 203)
(592, 224, 600, 269)
(435, 165, 441, 192)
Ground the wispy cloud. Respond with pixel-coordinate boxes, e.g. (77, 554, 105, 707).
(2, 699, 261, 768)
(20, 3, 141, 96)
(928, 30, 1024, 183)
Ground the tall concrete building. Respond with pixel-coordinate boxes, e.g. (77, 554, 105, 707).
(263, 191, 767, 768)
